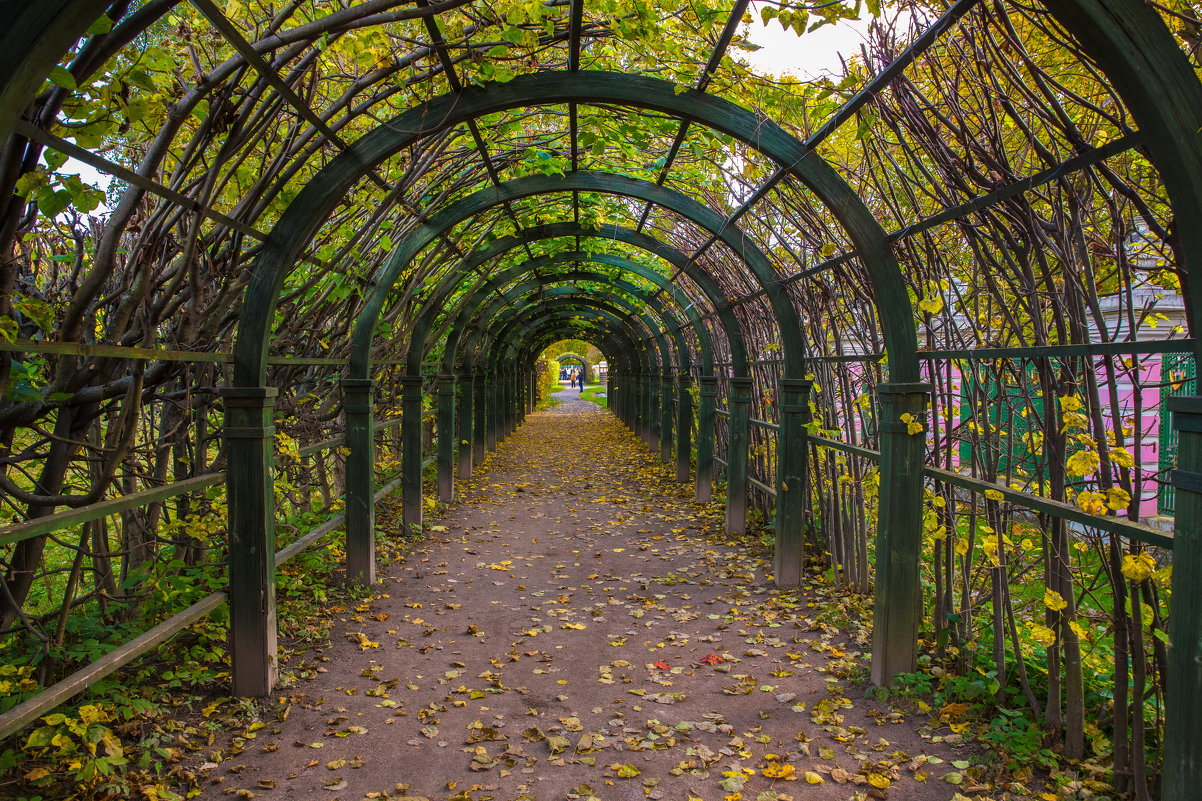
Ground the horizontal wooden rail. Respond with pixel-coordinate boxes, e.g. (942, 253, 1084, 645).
(0, 474, 405, 742)
(807, 435, 1173, 549)
(704, 339, 1196, 367)
(0, 339, 407, 367)
(748, 476, 776, 497)
(0, 418, 405, 547)
(0, 474, 226, 548)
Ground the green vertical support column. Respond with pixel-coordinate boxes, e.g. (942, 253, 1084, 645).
(726, 377, 752, 535)
(437, 374, 456, 503)
(458, 373, 474, 479)
(675, 373, 692, 483)
(696, 376, 717, 502)
(528, 371, 537, 413)
(645, 373, 659, 449)
(1165, 396, 1202, 801)
(502, 369, 512, 437)
(401, 375, 425, 535)
(632, 373, 644, 438)
(774, 378, 812, 588)
(660, 371, 674, 463)
(871, 382, 932, 687)
(342, 378, 376, 587)
(513, 371, 521, 426)
(222, 386, 279, 696)
(474, 373, 488, 462)
(486, 372, 499, 451)
(502, 369, 513, 439)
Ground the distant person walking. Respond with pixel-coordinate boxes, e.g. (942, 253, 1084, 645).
(577, 371, 586, 391)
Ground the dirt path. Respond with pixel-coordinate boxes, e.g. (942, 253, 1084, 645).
(198, 391, 967, 801)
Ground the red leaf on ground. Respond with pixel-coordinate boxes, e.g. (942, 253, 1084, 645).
(699, 653, 723, 665)
(653, 660, 671, 670)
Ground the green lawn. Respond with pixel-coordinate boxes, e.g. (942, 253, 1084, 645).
(580, 385, 608, 407)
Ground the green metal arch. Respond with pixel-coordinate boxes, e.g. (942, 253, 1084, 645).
(405, 221, 747, 372)
(426, 257, 714, 376)
(232, 70, 901, 386)
(472, 289, 678, 384)
(425, 254, 713, 373)
(475, 297, 661, 369)
(498, 309, 651, 386)
(448, 270, 697, 377)
(350, 171, 795, 379)
(467, 290, 677, 378)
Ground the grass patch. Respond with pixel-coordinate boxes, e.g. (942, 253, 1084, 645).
(580, 385, 608, 407)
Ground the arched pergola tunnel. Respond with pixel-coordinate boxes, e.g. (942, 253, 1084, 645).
(2, 1, 1202, 797)
(554, 352, 592, 382)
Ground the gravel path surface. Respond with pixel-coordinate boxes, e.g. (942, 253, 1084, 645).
(197, 391, 965, 801)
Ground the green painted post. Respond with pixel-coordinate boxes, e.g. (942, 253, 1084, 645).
(697, 376, 717, 502)
(660, 371, 674, 463)
(342, 378, 376, 586)
(645, 373, 659, 449)
(1165, 396, 1202, 801)
(726, 377, 752, 535)
(458, 373, 474, 479)
(401, 375, 425, 534)
(222, 386, 279, 696)
(675, 374, 692, 483)
(871, 382, 932, 687)
(486, 373, 499, 450)
(504, 369, 513, 436)
(631, 372, 641, 438)
(774, 379, 812, 588)
(503, 370, 515, 438)
(474, 372, 488, 462)
(437, 374, 456, 502)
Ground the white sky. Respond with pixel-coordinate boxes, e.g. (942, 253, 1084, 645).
(742, 3, 873, 79)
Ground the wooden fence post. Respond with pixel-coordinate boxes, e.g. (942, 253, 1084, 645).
(437, 374, 456, 502)
(342, 378, 376, 586)
(871, 382, 932, 686)
(660, 371, 674, 463)
(222, 386, 278, 696)
(676, 373, 692, 483)
(1166, 396, 1202, 800)
(474, 372, 487, 462)
(696, 376, 717, 502)
(458, 372, 474, 479)
(775, 378, 812, 588)
(401, 375, 424, 534)
(726, 377, 752, 535)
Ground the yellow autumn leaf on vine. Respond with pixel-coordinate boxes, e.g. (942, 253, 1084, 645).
(1105, 486, 1131, 510)
(1066, 449, 1099, 477)
(1110, 447, 1134, 468)
(1075, 490, 1107, 515)
(1121, 552, 1157, 583)
(1069, 620, 1089, 640)
(1028, 623, 1056, 647)
(918, 294, 944, 315)
(984, 488, 1004, 501)
(900, 412, 923, 435)
(1059, 394, 1083, 412)
(1043, 588, 1068, 611)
